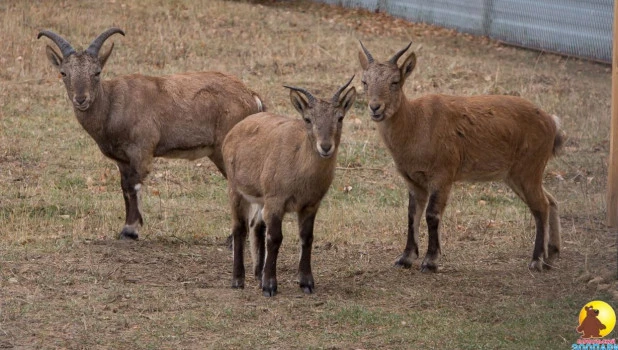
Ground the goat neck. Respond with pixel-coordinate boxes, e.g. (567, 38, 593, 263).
(376, 96, 421, 151)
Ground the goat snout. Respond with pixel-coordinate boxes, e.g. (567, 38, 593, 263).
(317, 142, 334, 158)
(73, 95, 90, 110)
(369, 102, 385, 121)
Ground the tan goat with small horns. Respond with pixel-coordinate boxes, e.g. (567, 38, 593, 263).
(223, 76, 356, 297)
(358, 42, 563, 272)
(38, 28, 265, 240)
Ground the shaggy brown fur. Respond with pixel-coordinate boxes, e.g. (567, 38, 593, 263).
(222, 77, 356, 296)
(39, 28, 264, 240)
(359, 42, 563, 272)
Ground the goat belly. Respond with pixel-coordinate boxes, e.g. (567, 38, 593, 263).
(159, 146, 214, 160)
(238, 191, 264, 206)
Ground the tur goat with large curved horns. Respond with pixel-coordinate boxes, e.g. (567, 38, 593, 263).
(39, 28, 265, 240)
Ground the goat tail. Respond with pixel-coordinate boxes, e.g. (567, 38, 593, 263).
(551, 114, 564, 156)
(253, 94, 267, 113)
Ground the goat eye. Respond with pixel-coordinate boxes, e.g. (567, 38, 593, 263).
(391, 81, 399, 87)
(337, 115, 344, 123)
(60, 71, 67, 77)
(303, 118, 311, 124)
(94, 71, 101, 77)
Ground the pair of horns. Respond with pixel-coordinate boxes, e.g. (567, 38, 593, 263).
(360, 41, 412, 65)
(37, 27, 125, 58)
(284, 75, 355, 105)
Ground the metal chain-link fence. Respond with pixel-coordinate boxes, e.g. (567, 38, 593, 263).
(315, 0, 613, 63)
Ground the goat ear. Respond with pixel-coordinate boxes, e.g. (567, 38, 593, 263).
(45, 45, 63, 69)
(289, 90, 309, 115)
(358, 50, 370, 70)
(400, 52, 417, 81)
(339, 87, 357, 115)
(99, 42, 115, 68)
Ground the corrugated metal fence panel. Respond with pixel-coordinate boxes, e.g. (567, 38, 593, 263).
(384, 0, 486, 35)
(490, 0, 612, 62)
(315, 0, 613, 63)
(328, 0, 378, 10)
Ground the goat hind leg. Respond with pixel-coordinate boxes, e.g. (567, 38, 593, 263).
(248, 203, 266, 284)
(506, 179, 550, 271)
(231, 193, 249, 289)
(544, 188, 561, 268)
(524, 187, 550, 272)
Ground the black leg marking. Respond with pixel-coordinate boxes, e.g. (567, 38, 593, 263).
(529, 209, 546, 271)
(395, 191, 420, 268)
(231, 220, 248, 289)
(298, 209, 316, 294)
(118, 164, 144, 240)
(421, 191, 441, 273)
(262, 215, 283, 297)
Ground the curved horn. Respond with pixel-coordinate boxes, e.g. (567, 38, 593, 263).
(389, 41, 413, 64)
(332, 75, 355, 104)
(86, 28, 125, 56)
(359, 40, 374, 64)
(283, 85, 317, 105)
(37, 30, 76, 57)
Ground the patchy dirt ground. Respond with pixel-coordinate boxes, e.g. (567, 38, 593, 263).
(1, 228, 615, 349)
(0, 0, 616, 349)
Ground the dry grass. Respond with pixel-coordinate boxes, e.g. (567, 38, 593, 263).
(0, 0, 616, 348)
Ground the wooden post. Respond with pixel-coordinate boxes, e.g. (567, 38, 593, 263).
(608, 0, 618, 227)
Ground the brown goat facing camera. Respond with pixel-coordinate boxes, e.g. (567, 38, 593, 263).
(39, 28, 265, 240)
(223, 76, 356, 297)
(358, 42, 563, 272)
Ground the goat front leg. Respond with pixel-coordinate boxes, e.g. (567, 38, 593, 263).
(421, 187, 450, 272)
(298, 207, 317, 294)
(395, 187, 427, 268)
(261, 205, 284, 297)
(117, 162, 146, 239)
(117, 149, 152, 240)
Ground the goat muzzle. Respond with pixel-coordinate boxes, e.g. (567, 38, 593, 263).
(369, 102, 385, 121)
(73, 95, 91, 111)
(317, 142, 335, 158)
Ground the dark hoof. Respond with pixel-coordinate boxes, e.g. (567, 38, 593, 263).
(528, 259, 544, 272)
(262, 286, 277, 297)
(545, 245, 560, 269)
(300, 280, 314, 294)
(394, 260, 412, 269)
(119, 228, 139, 240)
(420, 262, 438, 273)
(394, 255, 413, 269)
(231, 279, 245, 289)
